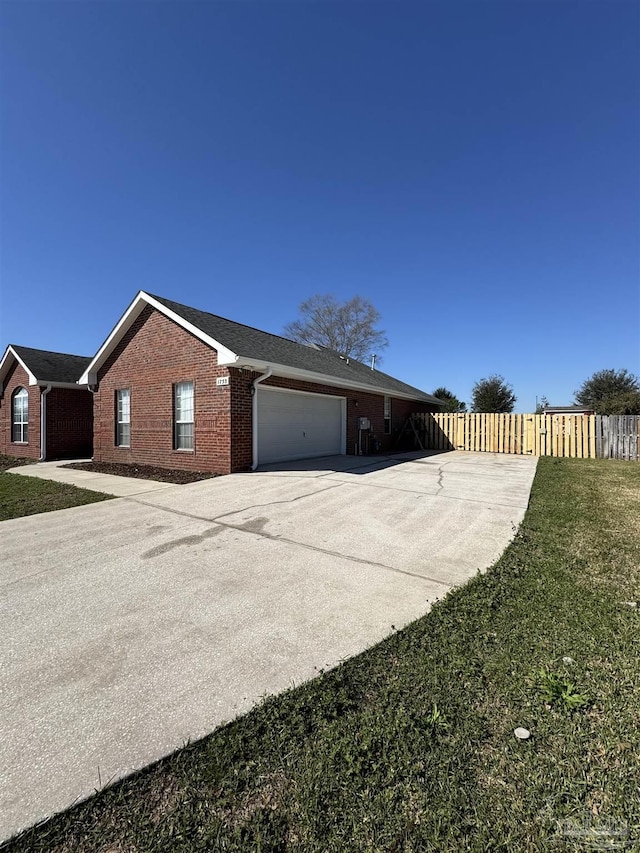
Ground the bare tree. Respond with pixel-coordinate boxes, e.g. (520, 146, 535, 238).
(284, 294, 388, 362)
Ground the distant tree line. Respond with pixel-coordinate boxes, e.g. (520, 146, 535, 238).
(435, 369, 640, 415)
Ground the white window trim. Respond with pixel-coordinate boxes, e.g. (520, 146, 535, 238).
(115, 389, 131, 448)
(174, 381, 195, 451)
(384, 396, 392, 435)
(12, 387, 28, 443)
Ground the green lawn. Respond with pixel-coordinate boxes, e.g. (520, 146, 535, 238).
(0, 456, 112, 521)
(5, 457, 640, 851)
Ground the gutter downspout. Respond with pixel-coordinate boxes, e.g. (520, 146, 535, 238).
(251, 367, 272, 471)
(87, 384, 98, 460)
(40, 384, 52, 461)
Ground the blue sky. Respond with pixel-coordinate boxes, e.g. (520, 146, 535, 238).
(1, 0, 638, 410)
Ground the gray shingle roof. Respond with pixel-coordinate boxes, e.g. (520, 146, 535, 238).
(10, 345, 91, 384)
(149, 293, 440, 404)
(543, 406, 594, 413)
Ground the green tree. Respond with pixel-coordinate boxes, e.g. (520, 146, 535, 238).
(471, 375, 516, 413)
(574, 369, 640, 414)
(433, 387, 467, 412)
(284, 294, 388, 362)
(535, 395, 550, 415)
(597, 392, 640, 415)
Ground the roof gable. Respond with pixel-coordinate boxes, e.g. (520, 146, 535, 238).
(81, 291, 441, 404)
(79, 292, 238, 385)
(0, 345, 91, 389)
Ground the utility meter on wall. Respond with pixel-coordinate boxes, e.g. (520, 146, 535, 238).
(357, 417, 371, 430)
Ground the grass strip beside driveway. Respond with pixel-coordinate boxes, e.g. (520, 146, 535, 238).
(0, 471, 112, 521)
(4, 457, 640, 851)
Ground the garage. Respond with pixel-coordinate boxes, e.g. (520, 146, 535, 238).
(257, 387, 345, 465)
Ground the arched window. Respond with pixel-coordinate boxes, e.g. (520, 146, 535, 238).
(12, 387, 28, 443)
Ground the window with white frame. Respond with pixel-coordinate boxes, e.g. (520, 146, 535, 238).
(115, 389, 130, 447)
(12, 387, 28, 443)
(174, 381, 194, 450)
(384, 396, 391, 435)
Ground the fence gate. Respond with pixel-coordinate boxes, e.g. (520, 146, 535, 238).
(596, 416, 639, 461)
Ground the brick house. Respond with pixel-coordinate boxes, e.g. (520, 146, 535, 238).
(80, 292, 442, 474)
(0, 345, 93, 460)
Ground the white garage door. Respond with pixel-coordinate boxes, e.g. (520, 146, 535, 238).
(257, 388, 345, 465)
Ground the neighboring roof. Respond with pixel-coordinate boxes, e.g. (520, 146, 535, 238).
(81, 291, 441, 404)
(543, 406, 595, 414)
(0, 344, 92, 389)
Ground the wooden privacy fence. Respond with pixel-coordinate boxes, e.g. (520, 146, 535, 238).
(595, 415, 640, 461)
(408, 413, 640, 461)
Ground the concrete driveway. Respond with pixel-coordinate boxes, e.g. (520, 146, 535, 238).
(0, 450, 537, 841)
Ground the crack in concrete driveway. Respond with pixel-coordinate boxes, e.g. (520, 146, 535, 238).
(133, 485, 453, 586)
(0, 451, 538, 842)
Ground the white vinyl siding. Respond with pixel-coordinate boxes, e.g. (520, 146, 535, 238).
(116, 389, 130, 447)
(174, 381, 194, 450)
(12, 387, 28, 443)
(257, 388, 344, 465)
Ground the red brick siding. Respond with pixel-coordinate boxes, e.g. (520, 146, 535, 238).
(0, 361, 94, 460)
(92, 305, 437, 474)
(262, 375, 436, 455)
(93, 305, 232, 473)
(45, 387, 94, 458)
(228, 372, 437, 471)
(229, 368, 255, 473)
(0, 362, 41, 459)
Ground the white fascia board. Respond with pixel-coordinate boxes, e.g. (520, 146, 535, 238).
(0, 345, 37, 390)
(38, 381, 91, 390)
(79, 293, 147, 384)
(234, 358, 433, 403)
(142, 293, 238, 364)
(78, 291, 240, 385)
